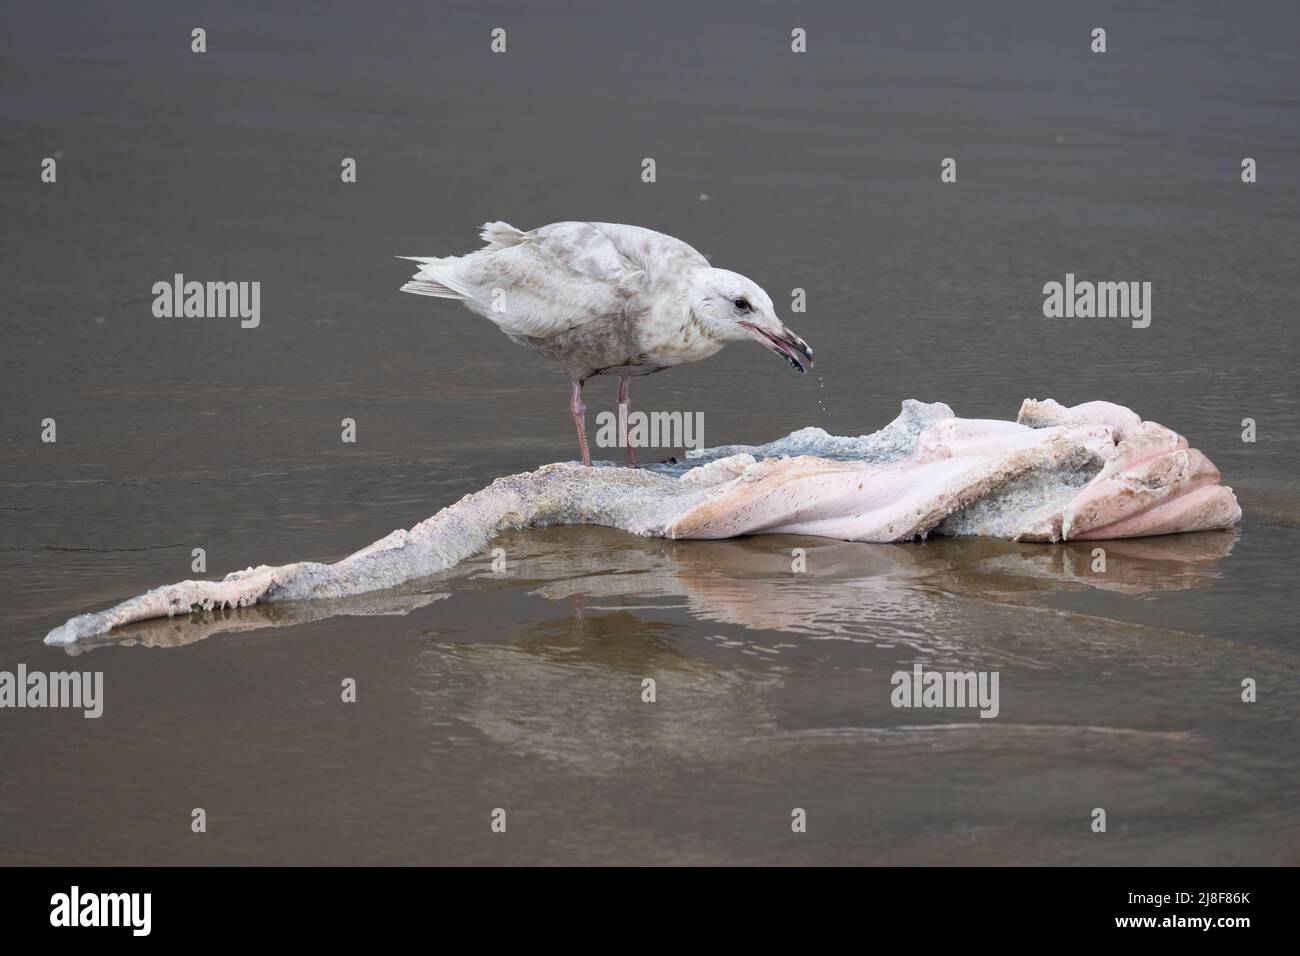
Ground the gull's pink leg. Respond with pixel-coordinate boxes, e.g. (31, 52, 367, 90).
(570, 380, 591, 466)
(618, 375, 638, 468)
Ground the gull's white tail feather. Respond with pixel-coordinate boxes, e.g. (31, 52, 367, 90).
(397, 255, 470, 300)
(479, 220, 526, 247)
(399, 276, 461, 299)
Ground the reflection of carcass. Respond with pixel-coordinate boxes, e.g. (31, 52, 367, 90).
(59, 590, 449, 653)
(45, 398, 1241, 645)
(500, 525, 1237, 639)
(57, 522, 1236, 653)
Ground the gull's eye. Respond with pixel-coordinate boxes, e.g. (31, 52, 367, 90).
(733, 298, 751, 311)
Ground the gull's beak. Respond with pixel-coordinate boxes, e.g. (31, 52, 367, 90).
(740, 321, 814, 374)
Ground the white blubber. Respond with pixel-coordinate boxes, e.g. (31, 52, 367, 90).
(43, 398, 1239, 646)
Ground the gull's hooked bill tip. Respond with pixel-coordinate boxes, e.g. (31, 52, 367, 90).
(741, 321, 814, 373)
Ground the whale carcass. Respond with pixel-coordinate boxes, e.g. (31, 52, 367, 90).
(43, 398, 1241, 645)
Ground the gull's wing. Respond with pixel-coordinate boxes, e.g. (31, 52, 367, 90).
(400, 221, 708, 339)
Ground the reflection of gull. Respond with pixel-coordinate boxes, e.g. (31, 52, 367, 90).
(412, 614, 783, 775)
(45, 398, 1241, 645)
(408, 616, 1207, 777)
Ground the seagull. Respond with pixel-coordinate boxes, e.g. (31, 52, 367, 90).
(399, 221, 813, 466)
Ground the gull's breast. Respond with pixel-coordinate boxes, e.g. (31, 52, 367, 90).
(635, 305, 725, 369)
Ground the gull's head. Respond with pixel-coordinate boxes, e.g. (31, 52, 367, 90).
(692, 268, 814, 373)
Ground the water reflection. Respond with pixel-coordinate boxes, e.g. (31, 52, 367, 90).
(58, 525, 1238, 653)
(61, 589, 448, 655)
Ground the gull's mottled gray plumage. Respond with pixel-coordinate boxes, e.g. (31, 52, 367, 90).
(400, 221, 813, 464)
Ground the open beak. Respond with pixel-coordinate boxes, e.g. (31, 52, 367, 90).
(740, 322, 814, 374)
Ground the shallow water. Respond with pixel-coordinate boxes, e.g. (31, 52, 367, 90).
(1, 0, 1298, 864)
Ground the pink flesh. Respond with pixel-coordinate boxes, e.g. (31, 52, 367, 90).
(1071, 484, 1242, 539)
(669, 405, 1238, 543)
